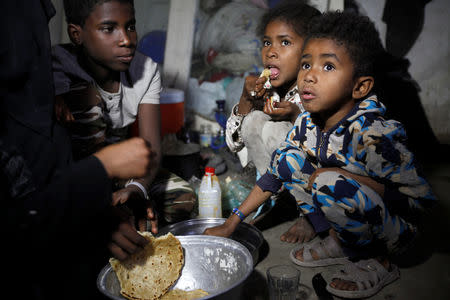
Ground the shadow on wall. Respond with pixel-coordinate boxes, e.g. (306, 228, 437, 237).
(383, 0, 431, 58)
(346, 0, 445, 163)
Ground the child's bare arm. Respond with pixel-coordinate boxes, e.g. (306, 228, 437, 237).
(54, 95, 75, 124)
(137, 103, 162, 179)
(111, 103, 161, 232)
(203, 185, 272, 237)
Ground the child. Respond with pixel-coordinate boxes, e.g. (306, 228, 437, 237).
(225, 0, 320, 244)
(206, 11, 436, 298)
(53, 0, 195, 230)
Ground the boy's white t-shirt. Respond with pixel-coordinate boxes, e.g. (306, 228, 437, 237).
(95, 51, 161, 129)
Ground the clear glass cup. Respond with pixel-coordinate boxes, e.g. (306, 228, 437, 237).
(267, 265, 300, 300)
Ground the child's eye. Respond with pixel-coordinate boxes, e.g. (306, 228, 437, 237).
(101, 26, 114, 33)
(323, 64, 335, 71)
(127, 24, 136, 32)
(281, 40, 291, 46)
(263, 40, 271, 47)
(301, 62, 310, 70)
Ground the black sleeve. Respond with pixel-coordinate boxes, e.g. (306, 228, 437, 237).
(23, 156, 113, 237)
(0, 1, 34, 84)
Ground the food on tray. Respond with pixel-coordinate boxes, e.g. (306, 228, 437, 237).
(109, 232, 184, 300)
(161, 288, 209, 299)
(260, 68, 272, 89)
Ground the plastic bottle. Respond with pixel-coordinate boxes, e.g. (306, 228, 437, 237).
(214, 99, 227, 128)
(199, 124, 212, 148)
(198, 166, 222, 218)
(211, 99, 227, 150)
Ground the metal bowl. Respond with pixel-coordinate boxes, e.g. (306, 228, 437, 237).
(157, 218, 264, 265)
(97, 235, 253, 300)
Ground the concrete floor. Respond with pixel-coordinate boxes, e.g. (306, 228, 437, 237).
(216, 152, 450, 300)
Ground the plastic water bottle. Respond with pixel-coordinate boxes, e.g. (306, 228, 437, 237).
(211, 99, 227, 150)
(199, 124, 212, 148)
(214, 99, 227, 128)
(198, 167, 222, 218)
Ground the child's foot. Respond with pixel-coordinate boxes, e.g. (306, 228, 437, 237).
(293, 227, 339, 261)
(290, 230, 348, 267)
(326, 258, 399, 299)
(280, 216, 315, 243)
(329, 258, 390, 291)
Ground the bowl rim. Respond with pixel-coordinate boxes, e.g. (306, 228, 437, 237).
(158, 218, 264, 249)
(97, 234, 254, 300)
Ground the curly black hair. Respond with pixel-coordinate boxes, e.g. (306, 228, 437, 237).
(305, 11, 385, 79)
(257, 0, 321, 38)
(63, 0, 134, 27)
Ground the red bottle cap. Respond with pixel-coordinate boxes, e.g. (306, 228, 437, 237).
(205, 166, 215, 174)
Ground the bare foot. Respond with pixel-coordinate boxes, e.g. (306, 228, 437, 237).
(280, 216, 315, 243)
(329, 257, 391, 292)
(293, 228, 339, 261)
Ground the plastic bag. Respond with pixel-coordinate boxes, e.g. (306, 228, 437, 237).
(221, 175, 253, 211)
(197, 1, 266, 59)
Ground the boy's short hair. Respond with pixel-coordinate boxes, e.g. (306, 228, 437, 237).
(63, 0, 134, 27)
(257, 0, 321, 38)
(306, 11, 385, 79)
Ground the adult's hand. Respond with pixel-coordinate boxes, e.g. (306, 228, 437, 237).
(94, 137, 153, 179)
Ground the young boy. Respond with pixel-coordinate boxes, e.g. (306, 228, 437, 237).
(53, 0, 195, 230)
(225, 0, 320, 244)
(206, 11, 436, 298)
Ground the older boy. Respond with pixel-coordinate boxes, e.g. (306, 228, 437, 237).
(53, 0, 196, 229)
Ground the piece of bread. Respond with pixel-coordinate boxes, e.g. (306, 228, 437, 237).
(161, 288, 209, 300)
(260, 68, 272, 89)
(110, 232, 184, 300)
(260, 68, 271, 80)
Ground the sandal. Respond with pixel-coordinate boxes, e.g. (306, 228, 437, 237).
(289, 235, 349, 267)
(326, 258, 400, 299)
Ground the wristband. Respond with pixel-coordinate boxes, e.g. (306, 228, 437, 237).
(125, 180, 149, 200)
(232, 103, 254, 117)
(231, 208, 246, 221)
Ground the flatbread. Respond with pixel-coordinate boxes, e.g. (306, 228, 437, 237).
(160, 289, 209, 300)
(109, 232, 184, 300)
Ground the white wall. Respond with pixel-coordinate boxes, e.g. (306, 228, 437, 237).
(408, 0, 449, 143)
(134, 0, 170, 38)
(356, 0, 450, 143)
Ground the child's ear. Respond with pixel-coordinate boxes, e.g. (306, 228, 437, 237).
(352, 76, 374, 99)
(67, 24, 82, 45)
